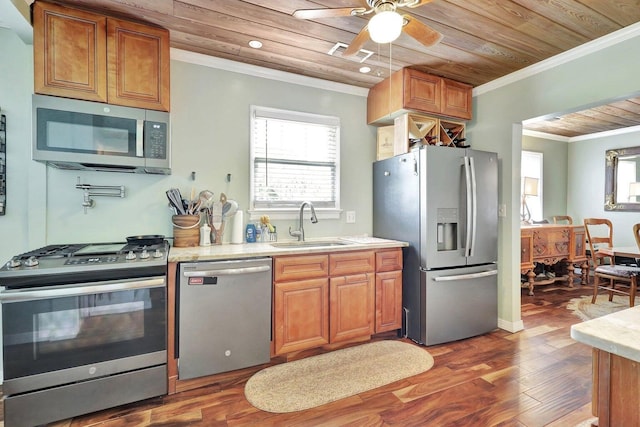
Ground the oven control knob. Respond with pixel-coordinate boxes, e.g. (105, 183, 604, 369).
(24, 256, 39, 267)
(125, 251, 137, 260)
(153, 249, 163, 258)
(140, 249, 150, 259)
(6, 258, 22, 268)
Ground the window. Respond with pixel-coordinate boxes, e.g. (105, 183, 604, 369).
(250, 106, 340, 219)
(521, 150, 543, 222)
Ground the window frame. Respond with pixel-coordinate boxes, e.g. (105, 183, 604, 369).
(521, 150, 543, 222)
(248, 105, 341, 221)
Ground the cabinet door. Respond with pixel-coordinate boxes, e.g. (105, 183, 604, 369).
(441, 78, 472, 120)
(520, 229, 533, 271)
(107, 19, 170, 111)
(329, 274, 375, 343)
(273, 278, 329, 355)
(403, 69, 441, 115)
(375, 271, 402, 333)
(571, 226, 587, 261)
(33, 1, 107, 102)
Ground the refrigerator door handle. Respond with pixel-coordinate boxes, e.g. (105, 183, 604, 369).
(469, 156, 478, 257)
(463, 156, 473, 257)
(432, 269, 497, 282)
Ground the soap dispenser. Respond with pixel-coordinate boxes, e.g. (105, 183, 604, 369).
(200, 222, 212, 246)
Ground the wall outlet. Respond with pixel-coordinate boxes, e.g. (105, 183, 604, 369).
(346, 211, 356, 223)
(498, 204, 507, 217)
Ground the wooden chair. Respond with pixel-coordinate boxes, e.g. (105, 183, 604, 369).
(552, 215, 573, 224)
(584, 218, 639, 307)
(635, 223, 640, 250)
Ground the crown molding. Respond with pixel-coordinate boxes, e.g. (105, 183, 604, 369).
(523, 124, 640, 143)
(522, 130, 570, 142)
(170, 48, 370, 98)
(473, 21, 640, 97)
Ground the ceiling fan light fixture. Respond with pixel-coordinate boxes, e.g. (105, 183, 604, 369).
(368, 10, 403, 43)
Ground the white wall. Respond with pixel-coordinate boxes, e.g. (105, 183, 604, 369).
(470, 26, 640, 330)
(568, 131, 640, 246)
(0, 31, 376, 265)
(522, 135, 569, 220)
(0, 28, 35, 264)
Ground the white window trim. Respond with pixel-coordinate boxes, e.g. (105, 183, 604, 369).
(521, 150, 543, 222)
(249, 105, 341, 221)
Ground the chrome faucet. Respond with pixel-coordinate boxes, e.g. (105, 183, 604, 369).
(289, 201, 318, 241)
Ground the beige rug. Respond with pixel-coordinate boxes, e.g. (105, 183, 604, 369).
(244, 340, 434, 413)
(567, 294, 640, 321)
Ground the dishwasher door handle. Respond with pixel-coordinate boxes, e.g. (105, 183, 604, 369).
(183, 265, 271, 278)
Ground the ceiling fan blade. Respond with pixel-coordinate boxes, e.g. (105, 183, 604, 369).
(405, 0, 436, 8)
(343, 25, 371, 56)
(402, 15, 442, 47)
(293, 7, 363, 20)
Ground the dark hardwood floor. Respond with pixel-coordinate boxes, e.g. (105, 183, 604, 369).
(38, 283, 596, 426)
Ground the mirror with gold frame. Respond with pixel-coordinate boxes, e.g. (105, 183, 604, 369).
(605, 146, 640, 211)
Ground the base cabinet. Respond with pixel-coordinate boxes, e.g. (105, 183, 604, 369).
(330, 274, 375, 343)
(273, 278, 329, 355)
(273, 248, 403, 355)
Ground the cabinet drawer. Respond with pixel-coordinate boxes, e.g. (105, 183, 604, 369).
(274, 255, 328, 282)
(329, 251, 375, 276)
(376, 249, 403, 272)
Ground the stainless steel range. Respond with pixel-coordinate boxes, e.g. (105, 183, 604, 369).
(0, 238, 169, 427)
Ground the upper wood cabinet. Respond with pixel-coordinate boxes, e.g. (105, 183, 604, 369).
(367, 68, 472, 125)
(33, 1, 170, 111)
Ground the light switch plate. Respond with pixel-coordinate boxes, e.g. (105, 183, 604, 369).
(346, 211, 356, 223)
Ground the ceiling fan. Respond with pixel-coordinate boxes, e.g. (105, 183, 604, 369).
(293, 0, 442, 57)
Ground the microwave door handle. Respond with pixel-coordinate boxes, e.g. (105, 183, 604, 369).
(136, 120, 144, 157)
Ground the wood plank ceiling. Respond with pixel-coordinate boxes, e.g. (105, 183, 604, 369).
(15, 0, 640, 136)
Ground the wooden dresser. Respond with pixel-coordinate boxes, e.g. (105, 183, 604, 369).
(520, 224, 589, 295)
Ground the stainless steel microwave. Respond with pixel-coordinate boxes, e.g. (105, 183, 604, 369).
(32, 95, 171, 174)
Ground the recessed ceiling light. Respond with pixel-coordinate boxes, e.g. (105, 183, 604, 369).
(248, 40, 263, 49)
(359, 66, 371, 74)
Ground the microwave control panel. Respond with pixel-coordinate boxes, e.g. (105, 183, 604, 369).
(144, 121, 168, 159)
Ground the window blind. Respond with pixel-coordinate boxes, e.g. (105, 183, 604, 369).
(251, 106, 340, 210)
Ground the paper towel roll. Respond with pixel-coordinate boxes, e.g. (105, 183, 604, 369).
(231, 210, 244, 244)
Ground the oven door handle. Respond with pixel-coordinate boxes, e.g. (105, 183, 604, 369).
(0, 277, 165, 302)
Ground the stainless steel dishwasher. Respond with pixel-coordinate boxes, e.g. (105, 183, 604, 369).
(178, 257, 272, 379)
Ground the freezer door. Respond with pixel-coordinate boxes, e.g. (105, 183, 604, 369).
(419, 265, 497, 345)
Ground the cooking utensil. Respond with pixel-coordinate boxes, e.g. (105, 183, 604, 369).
(166, 188, 185, 215)
(222, 199, 238, 218)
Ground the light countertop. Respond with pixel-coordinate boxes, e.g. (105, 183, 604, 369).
(570, 305, 640, 363)
(168, 236, 408, 263)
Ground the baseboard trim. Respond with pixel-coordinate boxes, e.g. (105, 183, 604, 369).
(498, 318, 524, 333)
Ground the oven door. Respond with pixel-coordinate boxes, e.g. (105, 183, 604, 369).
(1, 276, 167, 395)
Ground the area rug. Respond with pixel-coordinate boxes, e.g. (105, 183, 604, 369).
(244, 340, 434, 413)
(567, 294, 640, 321)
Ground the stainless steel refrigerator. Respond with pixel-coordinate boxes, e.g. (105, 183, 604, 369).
(373, 145, 498, 345)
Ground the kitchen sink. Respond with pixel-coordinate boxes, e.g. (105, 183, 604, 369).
(270, 240, 349, 248)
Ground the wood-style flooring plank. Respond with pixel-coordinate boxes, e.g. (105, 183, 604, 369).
(4, 285, 602, 427)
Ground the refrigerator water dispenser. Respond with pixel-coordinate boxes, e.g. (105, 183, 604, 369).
(437, 208, 458, 251)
